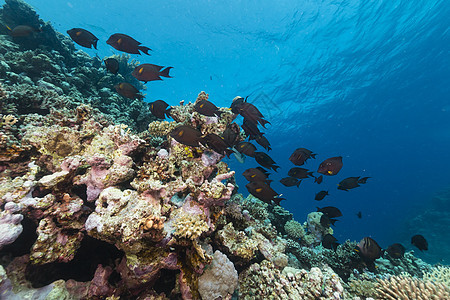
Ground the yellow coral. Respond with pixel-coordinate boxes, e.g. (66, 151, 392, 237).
(376, 275, 450, 300)
(1, 114, 18, 126)
(173, 213, 209, 240)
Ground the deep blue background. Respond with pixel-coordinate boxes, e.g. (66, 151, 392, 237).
(10, 0, 450, 262)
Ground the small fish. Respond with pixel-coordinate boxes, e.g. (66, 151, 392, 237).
(243, 168, 270, 183)
(245, 181, 283, 205)
(411, 234, 428, 251)
(314, 175, 323, 184)
(280, 177, 301, 187)
(150, 100, 172, 119)
(203, 133, 233, 157)
(8, 25, 42, 37)
(233, 101, 270, 128)
(356, 211, 362, 219)
(355, 237, 382, 262)
(222, 125, 240, 147)
(235, 142, 257, 157)
(317, 156, 343, 176)
(255, 135, 271, 151)
(315, 191, 329, 201)
(230, 96, 246, 114)
(317, 206, 342, 218)
(194, 99, 222, 117)
(114, 82, 143, 100)
(288, 167, 313, 179)
(322, 234, 339, 251)
(67, 28, 98, 49)
(320, 214, 339, 227)
(386, 243, 405, 259)
(104, 57, 119, 74)
(170, 125, 204, 147)
(289, 148, 316, 166)
(106, 33, 151, 55)
(338, 176, 369, 191)
(254, 152, 279, 172)
(132, 63, 173, 83)
(241, 118, 264, 139)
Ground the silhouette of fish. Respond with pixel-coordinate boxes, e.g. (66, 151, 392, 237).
(322, 234, 339, 251)
(9, 25, 42, 37)
(194, 100, 222, 117)
(170, 125, 204, 147)
(67, 28, 98, 49)
(315, 191, 329, 201)
(288, 167, 313, 179)
(241, 118, 264, 139)
(411, 234, 428, 251)
(338, 176, 369, 191)
(231, 99, 270, 128)
(314, 175, 323, 184)
(243, 168, 270, 183)
(235, 142, 257, 157)
(221, 125, 240, 147)
(356, 211, 362, 219)
(280, 177, 301, 187)
(106, 33, 151, 55)
(255, 135, 271, 151)
(289, 148, 316, 166)
(149, 100, 171, 119)
(104, 57, 119, 74)
(386, 243, 405, 259)
(203, 133, 233, 157)
(317, 156, 343, 176)
(254, 152, 279, 171)
(355, 237, 382, 262)
(132, 64, 173, 83)
(317, 206, 342, 218)
(114, 82, 143, 100)
(245, 181, 283, 205)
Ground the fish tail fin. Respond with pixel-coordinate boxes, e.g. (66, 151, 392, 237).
(137, 94, 145, 100)
(160, 67, 173, 78)
(311, 153, 317, 159)
(138, 46, 152, 55)
(165, 107, 173, 118)
(308, 172, 314, 177)
(225, 148, 234, 158)
(93, 39, 98, 50)
(272, 165, 280, 172)
(259, 118, 271, 128)
(296, 180, 302, 188)
(273, 197, 285, 206)
(265, 179, 273, 185)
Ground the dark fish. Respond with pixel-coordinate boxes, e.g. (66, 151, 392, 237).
(314, 175, 323, 184)
(203, 133, 232, 157)
(320, 214, 339, 227)
(355, 237, 382, 261)
(315, 191, 329, 201)
(221, 125, 240, 147)
(255, 135, 271, 151)
(104, 57, 119, 74)
(289, 148, 316, 166)
(106, 33, 151, 55)
(243, 168, 270, 183)
(322, 234, 339, 251)
(242, 118, 264, 139)
(338, 176, 369, 191)
(254, 152, 279, 172)
(288, 167, 313, 179)
(132, 64, 173, 83)
(114, 82, 143, 100)
(386, 243, 405, 259)
(67, 28, 98, 49)
(150, 100, 172, 119)
(235, 142, 257, 157)
(411, 234, 428, 251)
(170, 125, 204, 147)
(233, 101, 270, 128)
(230, 96, 246, 114)
(317, 156, 343, 176)
(280, 177, 301, 187)
(194, 100, 222, 117)
(9, 25, 42, 37)
(356, 211, 362, 219)
(317, 206, 342, 218)
(245, 181, 283, 205)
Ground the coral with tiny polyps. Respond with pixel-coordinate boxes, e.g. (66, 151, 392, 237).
(173, 213, 209, 240)
(376, 274, 450, 299)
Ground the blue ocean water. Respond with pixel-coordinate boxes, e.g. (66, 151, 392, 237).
(19, 0, 450, 262)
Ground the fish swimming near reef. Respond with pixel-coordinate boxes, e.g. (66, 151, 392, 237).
(241, 118, 264, 139)
(202, 133, 233, 157)
(279, 177, 301, 187)
(317, 206, 342, 218)
(170, 125, 204, 147)
(67, 28, 98, 49)
(254, 152, 279, 171)
(243, 168, 270, 183)
(337, 176, 369, 191)
(235, 142, 257, 157)
(288, 167, 313, 179)
(317, 156, 343, 176)
(245, 181, 283, 205)
(114, 82, 143, 100)
(314, 175, 323, 184)
(411, 234, 428, 251)
(104, 57, 119, 74)
(231, 99, 270, 128)
(255, 135, 271, 151)
(132, 63, 173, 83)
(194, 99, 223, 117)
(355, 237, 382, 262)
(322, 234, 339, 251)
(149, 100, 172, 119)
(315, 190, 329, 201)
(386, 243, 405, 259)
(106, 33, 152, 55)
(222, 125, 240, 147)
(8, 25, 42, 37)
(289, 148, 316, 166)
